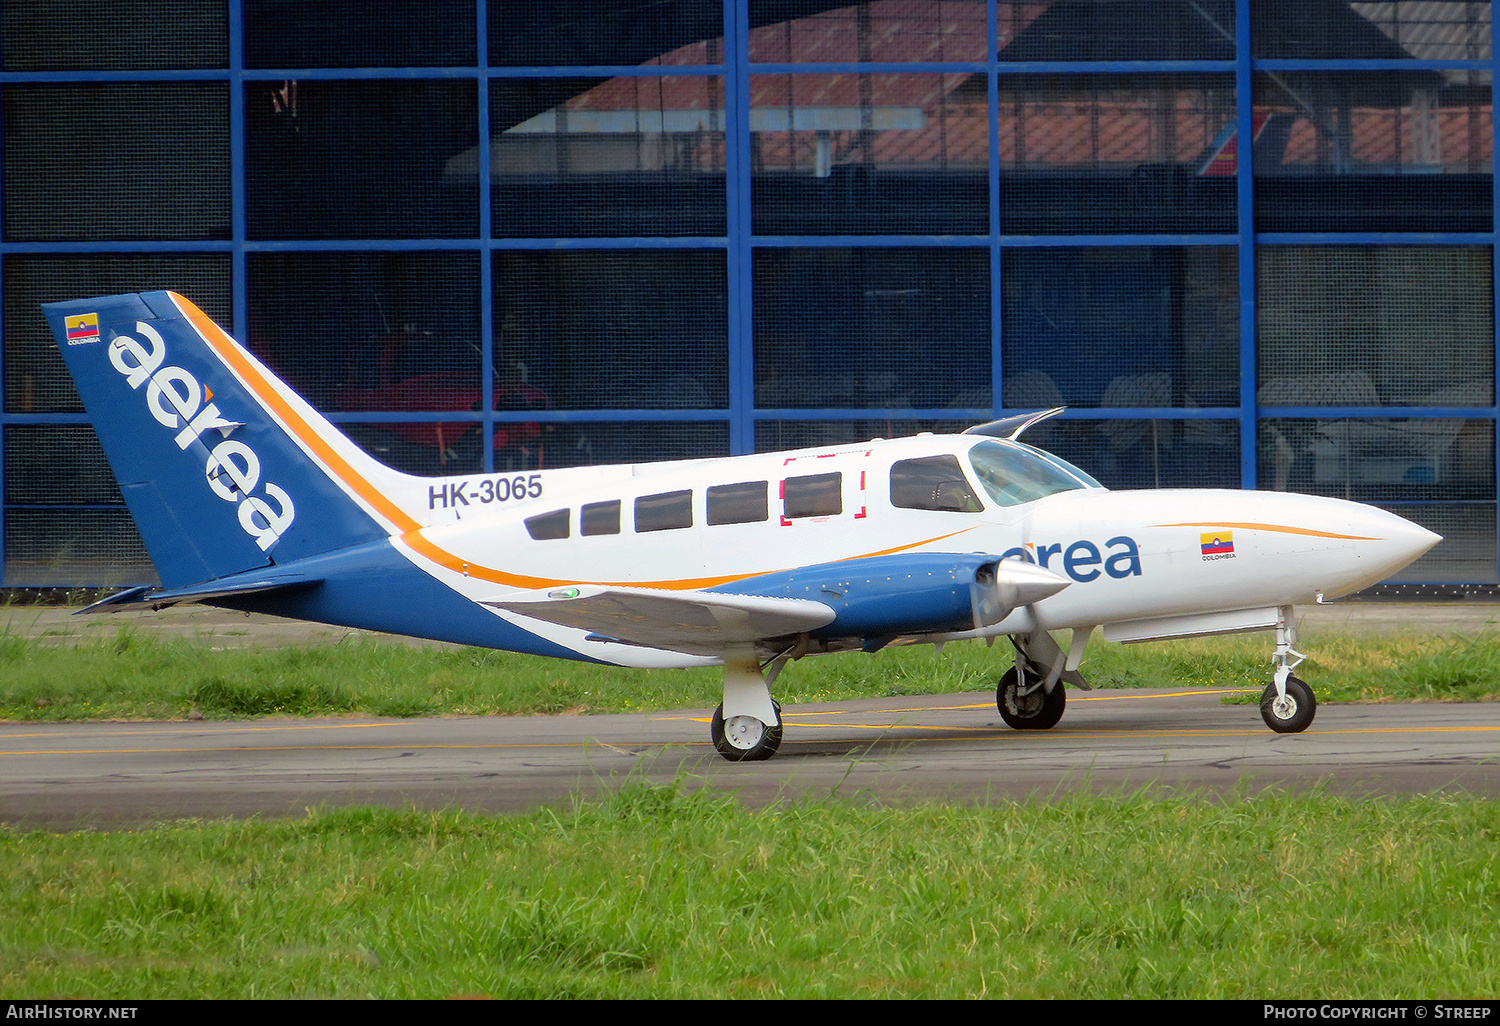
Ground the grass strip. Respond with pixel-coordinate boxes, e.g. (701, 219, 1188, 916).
(2, 784, 1497, 998)
(3, 623, 1500, 722)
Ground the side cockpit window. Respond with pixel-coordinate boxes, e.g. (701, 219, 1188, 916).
(890, 455, 983, 513)
(967, 439, 1095, 507)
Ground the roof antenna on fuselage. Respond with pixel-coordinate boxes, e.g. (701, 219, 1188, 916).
(962, 406, 1067, 441)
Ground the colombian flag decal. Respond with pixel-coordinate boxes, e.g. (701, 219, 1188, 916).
(65, 312, 100, 345)
(1201, 531, 1235, 556)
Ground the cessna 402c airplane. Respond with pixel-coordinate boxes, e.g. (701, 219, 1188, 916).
(44, 292, 1441, 761)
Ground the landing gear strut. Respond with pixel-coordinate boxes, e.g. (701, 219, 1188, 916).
(710, 642, 788, 761)
(1260, 605, 1316, 733)
(995, 626, 1091, 730)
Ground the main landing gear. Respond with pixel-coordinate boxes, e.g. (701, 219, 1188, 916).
(710, 642, 789, 762)
(711, 699, 783, 761)
(997, 664, 1066, 729)
(1260, 606, 1317, 733)
(996, 626, 1091, 731)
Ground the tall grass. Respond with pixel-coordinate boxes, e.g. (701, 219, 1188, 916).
(2, 785, 1496, 998)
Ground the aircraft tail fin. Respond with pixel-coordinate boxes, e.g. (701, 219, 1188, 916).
(43, 291, 415, 589)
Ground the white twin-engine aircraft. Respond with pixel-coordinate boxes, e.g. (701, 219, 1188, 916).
(45, 292, 1441, 761)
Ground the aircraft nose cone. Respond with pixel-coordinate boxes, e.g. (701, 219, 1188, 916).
(1364, 505, 1442, 561)
(1319, 500, 1442, 594)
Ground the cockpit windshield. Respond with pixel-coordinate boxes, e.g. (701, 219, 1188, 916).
(966, 439, 1101, 507)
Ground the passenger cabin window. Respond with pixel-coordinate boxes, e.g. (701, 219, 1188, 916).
(635, 489, 693, 532)
(783, 472, 842, 518)
(890, 455, 983, 513)
(707, 481, 769, 525)
(524, 508, 570, 540)
(581, 499, 621, 536)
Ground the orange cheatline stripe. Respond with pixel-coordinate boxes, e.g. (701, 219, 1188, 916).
(1149, 521, 1378, 541)
(173, 293, 976, 592)
(173, 293, 421, 535)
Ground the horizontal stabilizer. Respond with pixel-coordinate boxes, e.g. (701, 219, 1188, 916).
(485, 586, 837, 658)
(78, 567, 325, 614)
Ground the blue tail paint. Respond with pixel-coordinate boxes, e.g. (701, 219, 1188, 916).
(43, 291, 590, 660)
(43, 291, 389, 588)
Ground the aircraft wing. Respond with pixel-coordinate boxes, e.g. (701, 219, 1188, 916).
(485, 586, 837, 657)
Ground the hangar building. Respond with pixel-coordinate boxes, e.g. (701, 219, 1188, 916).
(0, 1, 1495, 588)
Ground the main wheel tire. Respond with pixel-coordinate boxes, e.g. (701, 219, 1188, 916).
(711, 701, 783, 761)
(996, 667, 1066, 730)
(1260, 675, 1316, 733)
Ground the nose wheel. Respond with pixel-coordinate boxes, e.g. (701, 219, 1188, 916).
(1261, 674, 1315, 733)
(1261, 606, 1316, 733)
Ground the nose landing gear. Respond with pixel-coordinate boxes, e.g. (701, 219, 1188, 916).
(1261, 606, 1316, 733)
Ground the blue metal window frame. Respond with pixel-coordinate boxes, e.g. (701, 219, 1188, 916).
(1, 0, 1497, 586)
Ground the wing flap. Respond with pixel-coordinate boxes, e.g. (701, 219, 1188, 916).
(485, 586, 836, 657)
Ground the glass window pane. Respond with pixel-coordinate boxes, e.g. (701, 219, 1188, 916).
(1253, 71, 1492, 233)
(890, 454, 982, 512)
(582, 500, 622, 536)
(245, 79, 478, 240)
(5, 424, 122, 505)
(494, 250, 727, 411)
(751, 72, 987, 235)
(3, 83, 230, 241)
(1252, 1, 1490, 61)
(487, 76, 726, 238)
(636, 489, 693, 532)
(2, 0, 227, 71)
(997, 74, 1236, 234)
(1258, 248, 1494, 408)
(245, 0, 476, 68)
(750, 1, 987, 63)
(489, 1, 724, 68)
(525, 508, 571, 540)
(999, 0, 1235, 62)
(539, 421, 729, 467)
(707, 480, 769, 525)
(1002, 247, 1239, 410)
(755, 248, 989, 410)
(783, 472, 841, 518)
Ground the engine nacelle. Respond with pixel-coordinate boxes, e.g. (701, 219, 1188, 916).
(716, 552, 1070, 642)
